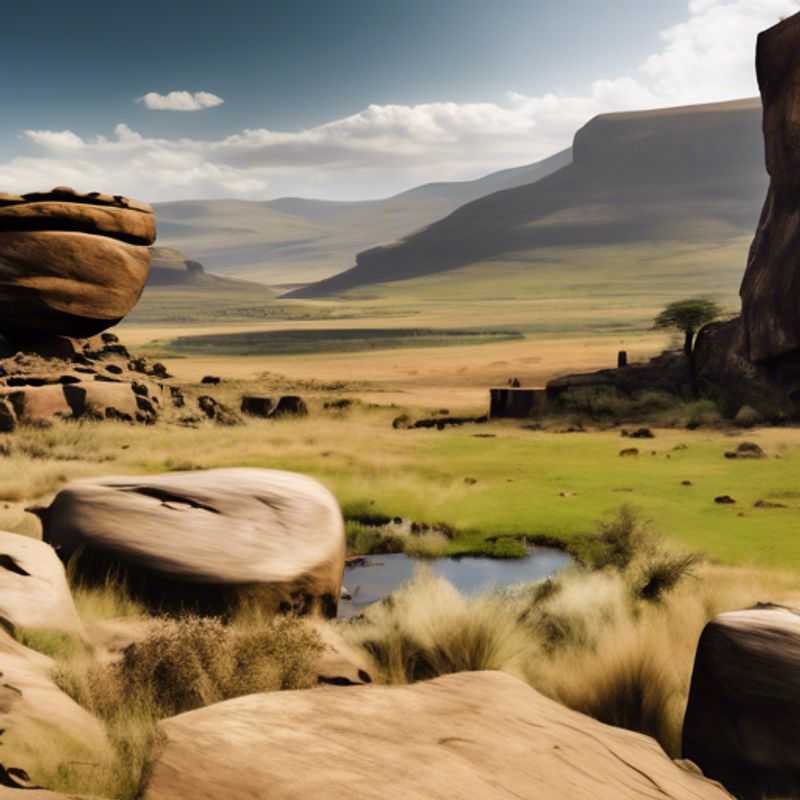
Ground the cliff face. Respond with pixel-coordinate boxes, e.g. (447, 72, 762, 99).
(288, 98, 764, 298)
(741, 14, 800, 363)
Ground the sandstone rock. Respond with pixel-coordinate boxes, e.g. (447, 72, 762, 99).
(143, 671, 731, 800)
(40, 469, 345, 616)
(63, 382, 143, 422)
(0, 532, 82, 635)
(683, 604, 800, 799)
(0, 188, 154, 341)
(741, 15, 800, 363)
(311, 622, 375, 686)
(0, 386, 72, 423)
(0, 629, 108, 782)
(0, 399, 15, 433)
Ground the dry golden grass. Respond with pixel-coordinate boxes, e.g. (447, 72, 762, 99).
(342, 528, 800, 758)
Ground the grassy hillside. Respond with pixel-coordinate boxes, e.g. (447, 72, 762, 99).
(289, 98, 764, 298)
(153, 151, 570, 286)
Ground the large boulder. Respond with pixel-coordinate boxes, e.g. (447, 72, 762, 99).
(683, 604, 800, 800)
(39, 469, 345, 616)
(0, 187, 155, 342)
(740, 14, 800, 365)
(142, 671, 730, 800)
(0, 532, 82, 635)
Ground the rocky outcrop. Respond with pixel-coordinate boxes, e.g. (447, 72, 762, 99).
(694, 318, 800, 418)
(0, 532, 82, 636)
(740, 15, 800, 363)
(546, 350, 693, 407)
(0, 187, 155, 342)
(683, 604, 800, 800)
(0, 336, 176, 428)
(39, 468, 345, 616)
(142, 670, 730, 800)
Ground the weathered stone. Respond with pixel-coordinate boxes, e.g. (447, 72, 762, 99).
(740, 15, 800, 363)
(0, 201, 155, 246)
(694, 317, 800, 418)
(0, 399, 15, 433)
(40, 469, 345, 616)
(0, 629, 109, 783)
(0, 188, 153, 341)
(143, 671, 731, 800)
(63, 382, 140, 421)
(0, 532, 83, 635)
(683, 604, 800, 800)
(0, 385, 72, 423)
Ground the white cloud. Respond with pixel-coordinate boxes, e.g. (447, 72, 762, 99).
(138, 90, 224, 112)
(2, 1, 799, 201)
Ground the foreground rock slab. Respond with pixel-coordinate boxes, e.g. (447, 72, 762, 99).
(0, 532, 83, 635)
(683, 604, 800, 800)
(143, 671, 730, 800)
(41, 468, 345, 616)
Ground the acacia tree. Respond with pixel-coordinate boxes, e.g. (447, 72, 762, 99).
(654, 298, 722, 358)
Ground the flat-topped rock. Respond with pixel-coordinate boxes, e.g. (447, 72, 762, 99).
(0, 187, 155, 341)
(143, 671, 731, 800)
(40, 468, 345, 615)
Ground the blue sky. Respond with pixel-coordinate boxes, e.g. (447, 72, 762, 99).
(1, 1, 797, 201)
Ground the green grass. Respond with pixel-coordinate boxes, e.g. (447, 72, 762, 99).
(158, 327, 523, 356)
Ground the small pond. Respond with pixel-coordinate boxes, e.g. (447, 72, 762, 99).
(338, 547, 572, 618)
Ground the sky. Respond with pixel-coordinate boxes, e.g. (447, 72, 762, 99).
(1, 0, 798, 203)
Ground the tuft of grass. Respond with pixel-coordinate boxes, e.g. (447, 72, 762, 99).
(15, 628, 90, 660)
(50, 614, 322, 799)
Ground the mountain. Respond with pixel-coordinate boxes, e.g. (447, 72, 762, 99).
(286, 98, 766, 299)
(147, 246, 256, 289)
(152, 150, 570, 286)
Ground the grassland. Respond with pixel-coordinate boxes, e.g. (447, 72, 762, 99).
(5, 402, 800, 570)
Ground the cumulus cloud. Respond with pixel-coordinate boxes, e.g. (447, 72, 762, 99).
(2, 1, 799, 201)
(138, 90, 224, 112)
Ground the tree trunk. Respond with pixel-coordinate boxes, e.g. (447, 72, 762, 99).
(684, 328, 694, 358)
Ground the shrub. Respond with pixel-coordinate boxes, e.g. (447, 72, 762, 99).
(734, 405, 763, 428)
(590, 505, 654, 570)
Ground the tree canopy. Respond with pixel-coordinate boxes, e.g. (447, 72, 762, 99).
(654, 298, 722, 356)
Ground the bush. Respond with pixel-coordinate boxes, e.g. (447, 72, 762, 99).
(734, 405, 763, 428)
(590, 505, 654, 571)
(50, 615, 323, 799)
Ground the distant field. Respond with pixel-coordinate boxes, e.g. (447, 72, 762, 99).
(161, 327, 524, 356)
(6, 412, 800, 571)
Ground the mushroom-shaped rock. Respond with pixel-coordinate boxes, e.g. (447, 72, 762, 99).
(741, 14, 800, 363)
(40, 469, 345, 616)
(683, 604, 800, 800)
(0, 187, 155, 342)
(0, 532, 83, 636)
(142, 671, 731, 800)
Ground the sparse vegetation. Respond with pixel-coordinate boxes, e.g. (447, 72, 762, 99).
(654, 297, 723, 357)
(39, 614, 322, 799)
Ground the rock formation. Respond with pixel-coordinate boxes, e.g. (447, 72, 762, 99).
(683, 604, 800, 800)
(741, 14, 800, 364)
(142, 670, 731, 800)
(545, 13, 800, 420)
(0, 187, 154, 343)
(39, 468, 345, 616)
(0, 532, 83, 636)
